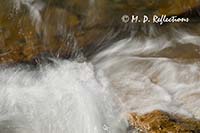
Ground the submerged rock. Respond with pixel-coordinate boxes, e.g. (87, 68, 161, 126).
(0, 0, 200, 64)
(128, 110, 200, 133)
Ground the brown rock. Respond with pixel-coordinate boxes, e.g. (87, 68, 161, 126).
(128, 110, 200, 133)
(0, 1, 200, 64)
(123, 0, 200, 16)
(156, 0, 199, 16)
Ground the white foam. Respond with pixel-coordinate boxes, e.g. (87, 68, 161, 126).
(0, 60, 126, 133)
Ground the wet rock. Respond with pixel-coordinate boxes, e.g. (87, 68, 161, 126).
(117, 0, 199, 16)
(0, 0, 200, 64)
(0, 5, 82, 64)
(152, 44, 200, 60)
(156, 0, 199, 16)
(128, 110, 200, 133)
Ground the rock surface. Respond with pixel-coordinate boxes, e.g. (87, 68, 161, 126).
(128, 110, 200, 133)
(0, 0, 200, 64)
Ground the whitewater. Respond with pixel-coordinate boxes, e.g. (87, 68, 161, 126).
(0, 0, 200, 133)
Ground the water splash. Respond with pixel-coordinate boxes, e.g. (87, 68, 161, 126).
(0, 60, 126, 133)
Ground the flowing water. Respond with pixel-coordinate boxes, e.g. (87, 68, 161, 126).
(0, 0, 200, 133)
(93, 30, 200, 119)
(0, 60, 126, 133)
(0, 1, 127, 133)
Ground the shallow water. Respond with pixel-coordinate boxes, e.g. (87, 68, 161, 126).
(93, 30, 200, 119)
(0, 0, 200, 132)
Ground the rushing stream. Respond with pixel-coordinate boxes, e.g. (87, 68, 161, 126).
(0, 61, 126, 133)
(0, 0, 200, 133)
(93, 30, 200, 118)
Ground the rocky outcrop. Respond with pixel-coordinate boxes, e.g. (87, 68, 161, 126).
(128, 110, 200, 133)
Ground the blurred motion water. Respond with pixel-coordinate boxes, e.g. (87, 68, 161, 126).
(93, 30, 200, 119)
(0, 0, 200, 133)
(0, 61, 126, 133)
